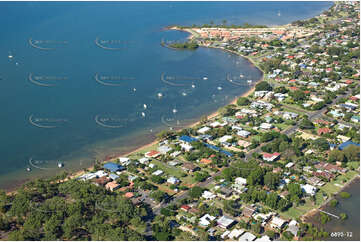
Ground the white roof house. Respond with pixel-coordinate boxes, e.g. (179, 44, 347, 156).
(78, 173, 97, 181)
(139, 157, 150, 164)
(202, 190, 216, 200)
(285, 162, 294, 168)
(152, 170, 164, 176)
(198, 126, 211, 134)
(221, 230, 231, 240)
(219, 135, 233, 143)
(170, 151, 181, 157)
(270, 217, 287, 229)
(158, 145, 172, 154)
(118, 157, 130, 163)
(94, 170, 108, 178)
(180, 143, 193, 152)
(237, 130, 251, 138)
(232, 125, 243, 131)
(255, 235, 272, 242)
(228, 229, 245, 240)
(235, 177, 247, 186)
(167, 176, 180, 184)
(260, 123, 274, 130)
(239, 232, 257, 241)
(209, 121, 223, 128)
(301, 184, 317, 196)
(217, 216, 235, 229)
(199, 214, 216, 227)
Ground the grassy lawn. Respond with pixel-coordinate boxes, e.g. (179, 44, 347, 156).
(280, 191, 326, 220)
(128, 143, 159, 159)
(320, 170, 359, 196)
(282, 107, 305, 116)
(347, 162, 360, 170)
(274, 123, 290, 130)
(151, 160, 184, 179)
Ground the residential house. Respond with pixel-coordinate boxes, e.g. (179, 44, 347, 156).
(270, 216, 287, 229)
(217, 187, 233, 199)
(199, 214, 216, 227)
(202, 190, 216, 200)
(182, 162, 199, 172)
(145, 150, 161, 158)
(105, 181, 120, 191)
(167, 176, 180, 185)
(262, 152, 281, 162)
(242, 205, 256, 218)
(217, 216, 236, 229)
(301, 184, 317, 196)
(239, 232, 257, 241)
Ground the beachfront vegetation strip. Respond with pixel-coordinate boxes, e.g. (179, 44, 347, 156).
(0, 1, 360, 241)
(168, 41, 199, 50)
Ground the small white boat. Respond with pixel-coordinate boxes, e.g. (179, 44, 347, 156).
(157, 93, 163, 98)
(57, 162, 64, 168)
(182, 92, 187, 96)
(172, 108, 177, 114)
(141, 112, 146, 117)
(143, 104, 147, 109)
(247, 80, 252, 84)
(133, 88, 137, 92)
(240, 74, 244, 78)
(217, 86, 222, 90)
(8, 55, 13, 59)
(203, 77, 208, 80)
(26, 167, 31, 172)
(191, 84, 195, 88)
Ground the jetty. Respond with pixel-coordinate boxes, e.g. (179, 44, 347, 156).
(318, 209, 340, 219)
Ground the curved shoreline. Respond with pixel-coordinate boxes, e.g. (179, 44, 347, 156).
(3, 3, 336, 193)
(4, 50, 262, 194)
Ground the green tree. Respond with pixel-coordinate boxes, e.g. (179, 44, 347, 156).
(189, 186, 204, 199)
(255, 81, 273, 91)
(237, 97, 250, 106)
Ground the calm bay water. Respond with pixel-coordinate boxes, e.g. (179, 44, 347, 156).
(306, 178, 360, 241)
(0, 1, 333, 189)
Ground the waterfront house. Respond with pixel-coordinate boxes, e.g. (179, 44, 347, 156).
(158, 145, 172, 154)
(197, 126, 211, 134)
(145, 150, 161, 158)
